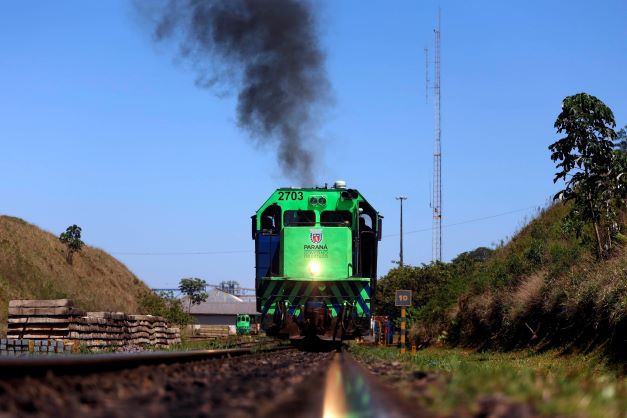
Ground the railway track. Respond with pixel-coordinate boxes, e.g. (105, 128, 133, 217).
(263, 349, 422, 418)
(0, 344, 292, 379)
(0, 345, 421, 417)
(320, 351, 422, 418)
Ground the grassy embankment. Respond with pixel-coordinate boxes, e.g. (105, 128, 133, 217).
(377, 202, 626, 362)
(451, 203, 626, 361)
(351, 345, 626, 418)
(0, 215, 152, 335)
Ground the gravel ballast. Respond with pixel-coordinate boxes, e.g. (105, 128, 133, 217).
(0, 350, 333, 418)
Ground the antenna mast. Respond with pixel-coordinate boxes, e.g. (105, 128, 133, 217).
(432, 10, 442, 262)
(424, 47, 429, 104)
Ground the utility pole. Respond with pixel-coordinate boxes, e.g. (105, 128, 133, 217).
(396, 196, 408, 267)
(432, 10, 442, 262)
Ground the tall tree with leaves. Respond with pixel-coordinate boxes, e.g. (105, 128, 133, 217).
(612, 125, 627, 229)
(616, 125, 627, 154)
(179, 277, 208, 312)
(59, 224, 84, 264)
(549, 93, 620, 258)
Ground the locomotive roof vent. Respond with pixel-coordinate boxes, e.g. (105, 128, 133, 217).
(334, 180, 346, 189)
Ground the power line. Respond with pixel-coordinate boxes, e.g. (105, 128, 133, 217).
(383, 205, 538, 238)
(112, 249, 251, 256)
(112, 205, 540, 255)
(438, 206, 539, 230)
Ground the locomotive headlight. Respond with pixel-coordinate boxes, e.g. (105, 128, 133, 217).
(308, 260, 321, 276)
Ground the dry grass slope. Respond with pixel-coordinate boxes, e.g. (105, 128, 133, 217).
(0, 216, 151, 335)
(454, 203, 627, 362)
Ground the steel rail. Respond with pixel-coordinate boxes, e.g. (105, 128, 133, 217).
(0, 345, 294, 379)
(260, 348, 427, 418)
(321, 350, 427, 418)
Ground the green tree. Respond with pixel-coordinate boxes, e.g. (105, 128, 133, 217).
(451, 246, 494, 265)
(375, 263, 457, 344)
(611, 126, 627, 234)
(179, 277, 208, 312)
(375, 264, 453, 318)
(616, 125, 627, 154)
(549, 93, 620, 258)
(139, 290, 192, 326)
(59, 224, 84, 264)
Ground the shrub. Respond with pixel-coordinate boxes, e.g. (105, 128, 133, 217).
(59, 225, 84, 264)
(139, 290, 192, 326)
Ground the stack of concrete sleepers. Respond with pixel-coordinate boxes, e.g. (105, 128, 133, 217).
(165, 326, 181, 345)
(7, 300, 182, 350)
(73, 312, 129, 349)
(125, 315, 180, 346)
(7, 299, 84, 340)
(126, 314, 166, 346)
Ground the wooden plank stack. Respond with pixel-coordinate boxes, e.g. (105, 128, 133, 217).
(8, 299, 85, 340)
(6, 299, 181, 350)
(194, 325, 231, 338)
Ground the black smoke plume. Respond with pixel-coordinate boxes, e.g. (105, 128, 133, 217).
(143, 0, 330, 184)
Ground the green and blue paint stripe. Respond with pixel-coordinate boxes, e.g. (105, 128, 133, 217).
(258, 279, 371, 319)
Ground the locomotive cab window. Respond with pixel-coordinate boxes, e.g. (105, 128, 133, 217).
(284, 210, 315, 227)
(359, 213, 373, 232)
(321, 211, 352, 227)
(260, 204, 281, 234)
(356, 201, 378, 279)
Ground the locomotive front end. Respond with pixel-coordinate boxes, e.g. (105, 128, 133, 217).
(252, 182, 382, 341)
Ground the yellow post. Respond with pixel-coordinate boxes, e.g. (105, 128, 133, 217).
(400, 307, 406, 354)
(411, 344, 417, 356)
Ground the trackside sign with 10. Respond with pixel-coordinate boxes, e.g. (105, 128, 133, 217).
(395, 290, 412, 307)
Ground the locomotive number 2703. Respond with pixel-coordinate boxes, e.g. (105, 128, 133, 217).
(278, 191, 304, 201)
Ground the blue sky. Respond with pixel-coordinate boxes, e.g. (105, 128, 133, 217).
(1, 1, 625, 289)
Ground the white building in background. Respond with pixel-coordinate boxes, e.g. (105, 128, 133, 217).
(186, 288, 259, 326)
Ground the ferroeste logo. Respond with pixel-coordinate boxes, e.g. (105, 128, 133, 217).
(310, 229, 323, 244)
(304, 229, 327, 259)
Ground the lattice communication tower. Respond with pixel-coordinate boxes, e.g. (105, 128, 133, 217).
(432, 12, 442, 262)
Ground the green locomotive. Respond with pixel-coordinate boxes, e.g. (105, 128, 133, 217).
(236, 314, 251, 335)
(252, 181, 382, 341)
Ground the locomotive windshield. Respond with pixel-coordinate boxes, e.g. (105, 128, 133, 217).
(320, 211, 352, 227)
(284, 210, 315, 226)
